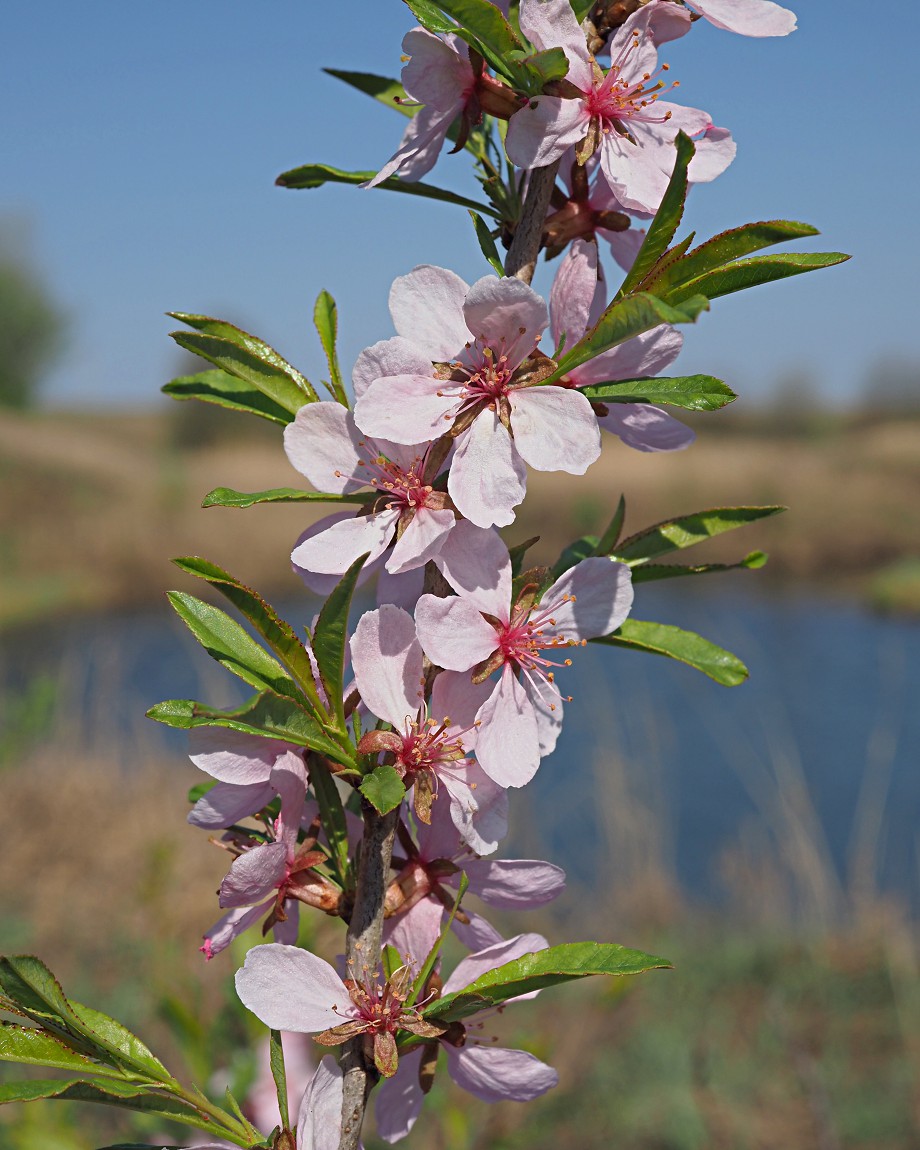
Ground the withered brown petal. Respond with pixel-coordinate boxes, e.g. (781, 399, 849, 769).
(313, 1020, 369, 1046)
(374, 1029, 400, 1078)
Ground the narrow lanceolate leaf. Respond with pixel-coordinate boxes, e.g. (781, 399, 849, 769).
(665, 252, 850, 306)
(401, 0, 458, 34)
(594, 620, 749, 687)
(0, 1079, 237, 1140)
(145, 694, 354, 768)
(630, 551, 768, 584)
(359, 764, 406, 815)
(616, 132, 695, 298)
(312, 553, 369, 730)
(269, 1030, 289, 1131)
(0, 958, 170, 1082)
(322, 69, 412, 117)
(423, 942, 671, 1023)
(309, 759, 353, 884)
(171, 558, 324, 714)
(429, 0, 523, 80)
(275, 164, 501, 219)
(570, 0, 596, 19)
(511, 46, 569, 87)
(551, 535, 598, 581)
(652, 220, 821, 292)
(616, 506, 785, 565)
(0, 1024, 120, 1077)
(169, 314, 316, 405)
(551, 292, 708, 381)
(595, 495, 627, 556)
(162, 370, 294, 426)
(581, 374, 735, 413)
(166, 592, 307, 705)
(202, 486, 372, 510)
(469, 211, 505, 276)
(313, 291, 347, 405)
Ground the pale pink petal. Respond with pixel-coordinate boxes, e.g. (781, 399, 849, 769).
(688, 124, 737, 183)
(271, 750, 308, 849)
(442, 932, 549, 996)
(430, 666, 495, 749)
(524, 675, 564, 757)
(291, 508, 398, 576)
(220, 842, 289, 908)
(414, 594, 498, 672)
(433, 519, 512, 617)
(474, 666, 541, 788)
(366, 104, 459, 188)
(386, 508, 456, 575)
(350, 605, 425, 728)
(645, 0, 693, 42)
(639, 101, 712, 141)
(235, 944, 356, 1032)
(189, 729, 287, 786)
(202, 902, 269, 958)
(509, 387, 601, 474)
(462, 276, 547, 369)
(608, 5, 661, 75)
(438, 760, 509, 856)
(401, 27, 475, 106)
(448, 413, 527, 528)
(188, 780, 275, 829)
(550, 238, 597, 348)
(354, 375, 453, 444)
(296, 1057, 348, 1150)
(605, 224, 646, 272)
(599, 404, 695, 452)
(689, 0, 796, 36)
(273, 902, 300, 946)
(374, 1048, 425, 1144)
(352, 337, 434, 401)
(282, 402, 364, 494)
(291, 513, 386, 597)
(543, 557, 634, 640)
(600, 132, 671, 215)
(461, 858, 566, 908)
(389, 265, 471, 360)
(376, 565, 425, 612)
(518, 0, 594, 88)
(505, 95, 588, 169)
(450, 910, 504, 952)
(384, 894, 445, 968)
(447, 1044, 558, 1103)
(569, 325, 683, 386)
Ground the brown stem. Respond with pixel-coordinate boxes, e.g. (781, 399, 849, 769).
(504, 158, 562, 284)
(338, 802, 400, 1150)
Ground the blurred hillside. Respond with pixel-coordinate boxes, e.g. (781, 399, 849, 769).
(2, 404, 919, 632)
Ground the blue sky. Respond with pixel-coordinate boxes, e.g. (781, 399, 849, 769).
(1, 1, 912, 408)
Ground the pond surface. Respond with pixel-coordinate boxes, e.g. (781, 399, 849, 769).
(3, 580, 919, 913)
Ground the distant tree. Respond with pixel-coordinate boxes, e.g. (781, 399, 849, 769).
(0, 251, 65, 408)
(861, 356, 920, 413)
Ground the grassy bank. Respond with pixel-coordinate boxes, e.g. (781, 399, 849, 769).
(2, 406, 920, 632)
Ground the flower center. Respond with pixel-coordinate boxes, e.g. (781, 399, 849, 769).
(398, 709, 468, 776)
(495, 592, 586, 710)
(586, 31, 678, 132)
(335, 440, 434, 511)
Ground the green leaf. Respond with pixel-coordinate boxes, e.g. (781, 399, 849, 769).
(551, 535, 598, 581)
(312, 553, 368, 730)
(146, 693, 353, 767)
(424, 941, 670, 1022)
(275, 164, 501, 220)
(513, 46, 569, 86)
(202, 486, 372, 510)
(166, 592, 306, 704)
(666, 252, 850, 306)
(309, 759, 353, 884)
(359, 765, 406, 815)
(401, 0, 458, 33)
(0, 958, 170, 1082)
(169, 314, 316, 405)
(508, 535, 540, 579)
(468, 211, 505, 276)
(581, 374, 735, 413)
(595, 494, 627, 556)
(0, 1078, 242, 1141)
(615, 506, 785, 565)
(172, 557, 324, 714)
(570, 0, 595, 18)
(162, 369, 294, 426)
(631, 551, 768, 583)
(313, 290, 347, 405)
(322, 69, 413, 117)
(0, 1023, 119, 1076)
(617, 132, 695, 298)
(594, 619, 749, 686)
(654, 220, 821, 291)
(429, 0, 524, 84)
(552, 292, 708, 381)
(269, 1030, 289, 1131)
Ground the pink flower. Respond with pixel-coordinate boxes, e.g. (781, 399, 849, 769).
(416, 522, 633, 787)
(550, 238, 694, 452)
(385, 798, 566, 961)
(294, 1056, 359, 1150)
(505, 0, 735, 214)
(350, 604, 508, 854)
(353, 266, 601, 528)
(284, 401, 457, 580)
(374, 934, 558, 1142)
(186, 728, 298, 830)
(686, 0, 796, 37)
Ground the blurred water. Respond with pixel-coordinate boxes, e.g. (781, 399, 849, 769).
(2, 580, 918, 911)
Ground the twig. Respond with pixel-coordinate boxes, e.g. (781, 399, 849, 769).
(504, 159, 561, 284)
